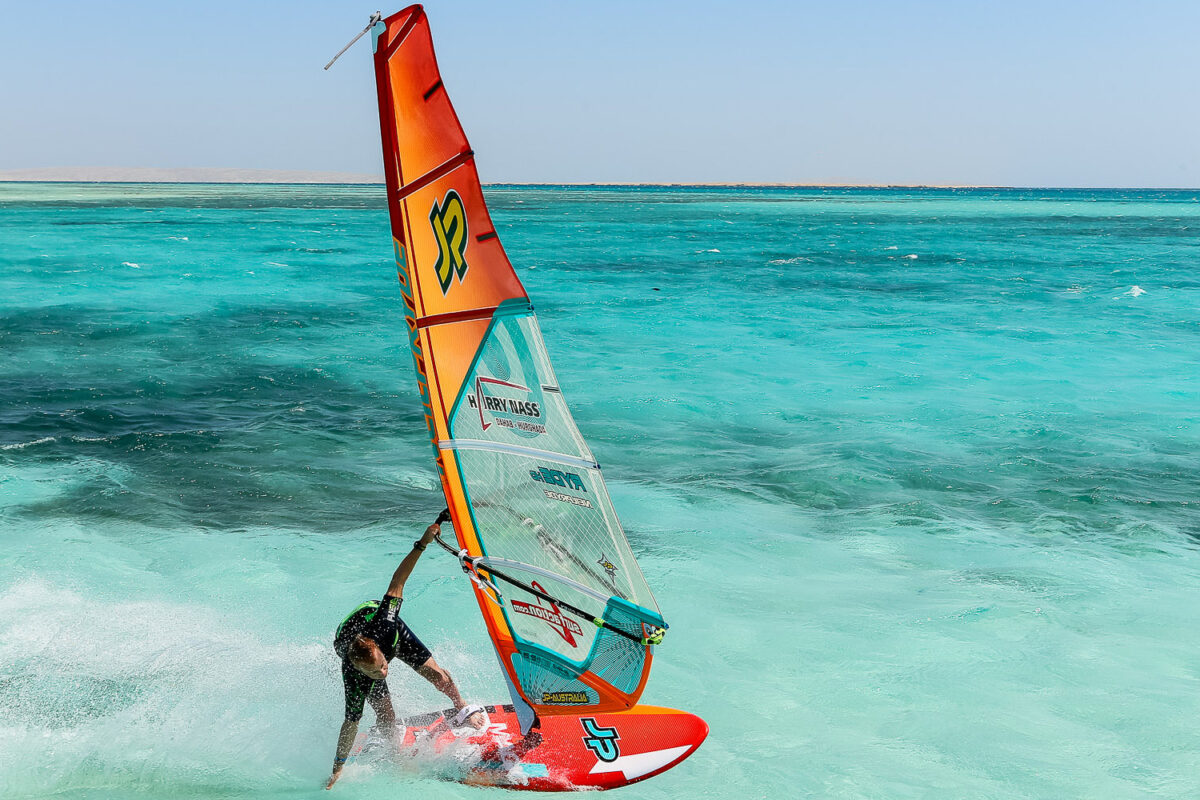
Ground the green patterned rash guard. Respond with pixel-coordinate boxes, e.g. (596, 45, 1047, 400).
(334, 595, 433, 721)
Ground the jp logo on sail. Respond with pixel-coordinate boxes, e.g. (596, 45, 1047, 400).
(429, 189, 469, 294)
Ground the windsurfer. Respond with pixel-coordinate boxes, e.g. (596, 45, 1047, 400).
(326, 515, 485, 789)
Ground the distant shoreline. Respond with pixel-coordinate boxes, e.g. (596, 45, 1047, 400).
(0, 168, 1195, 191)
(0, 167, 385, 185)
(0, 167, 992, 188)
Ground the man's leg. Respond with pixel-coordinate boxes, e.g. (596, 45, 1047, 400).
(415, 657, 467, 708)
(366, 679, 403, 751)
(366, 678, 397, 730)
(394, 619, 484, 729)
(394, 620, 468, 711)
(415, 657, 487, 730)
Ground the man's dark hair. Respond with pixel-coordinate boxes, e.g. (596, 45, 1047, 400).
(348, 635, 380, 667)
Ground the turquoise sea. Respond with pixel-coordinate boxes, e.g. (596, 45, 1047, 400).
(1, 183, 1198, 799)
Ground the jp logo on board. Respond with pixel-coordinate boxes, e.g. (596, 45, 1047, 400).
(580, 718, 621, 762)
(429, 189, 468, 294)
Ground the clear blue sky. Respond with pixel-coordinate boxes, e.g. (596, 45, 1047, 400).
(2, 0, 1198, 186)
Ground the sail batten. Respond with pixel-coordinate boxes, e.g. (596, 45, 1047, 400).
(439, 439, 600, 471)
(416, 305, 502, 329)
(395, 150, 474, 200)
(373, 4, 662, 717)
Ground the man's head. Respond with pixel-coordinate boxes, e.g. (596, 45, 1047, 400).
(348, 635, 388, 680)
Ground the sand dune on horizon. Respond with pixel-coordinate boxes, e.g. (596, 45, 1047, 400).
(0, 166, 385, 184)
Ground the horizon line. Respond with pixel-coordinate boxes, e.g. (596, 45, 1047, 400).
(2, 167, 1200, 192)
(3, 167, 1199, 192)
(4, 179, 1200, 191)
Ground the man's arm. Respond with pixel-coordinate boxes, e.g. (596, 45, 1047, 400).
(325, 719, 359, 789)
(384, 523, 440, 598)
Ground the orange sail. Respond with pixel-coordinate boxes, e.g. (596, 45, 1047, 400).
(372, 5, 665, 722)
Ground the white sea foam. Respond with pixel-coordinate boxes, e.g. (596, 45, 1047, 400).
(121, 261, 140, 268)
(388, 469, 437, 490)
(0, 436, 55, 450)
(1127, 285, 1146, 297)
(0, 578, 332, 795)
(903, 254, 918, 260)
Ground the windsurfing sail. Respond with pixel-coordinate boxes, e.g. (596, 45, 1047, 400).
(370, 5, 666, 721)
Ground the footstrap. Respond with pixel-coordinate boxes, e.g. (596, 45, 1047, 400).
(450, 704, 486, 728)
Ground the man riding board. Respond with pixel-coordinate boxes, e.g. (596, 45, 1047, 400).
(326, 511, 484, 789)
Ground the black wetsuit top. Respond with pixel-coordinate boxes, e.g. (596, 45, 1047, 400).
(334, 595, 432, 722)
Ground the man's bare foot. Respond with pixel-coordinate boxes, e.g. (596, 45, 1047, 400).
(450, 704, 488, 730)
